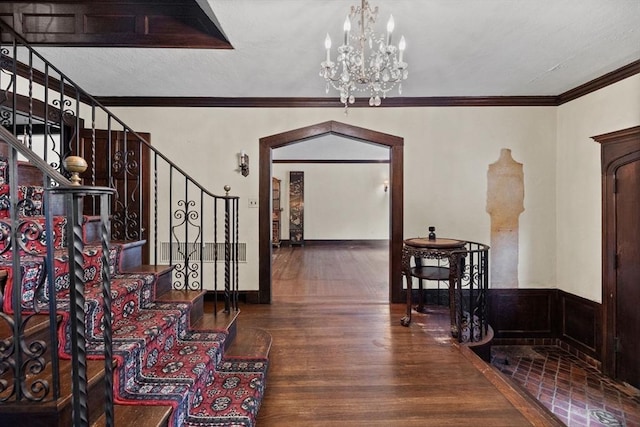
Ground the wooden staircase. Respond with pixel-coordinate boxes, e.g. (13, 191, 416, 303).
(0, 146, 271, 425)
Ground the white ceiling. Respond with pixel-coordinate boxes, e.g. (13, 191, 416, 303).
(33, 0, 640, 99)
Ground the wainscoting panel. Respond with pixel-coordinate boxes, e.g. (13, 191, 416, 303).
(488, 288, 603, 364)
(488, 289, 558, 338)
(559, 290, 601, 359)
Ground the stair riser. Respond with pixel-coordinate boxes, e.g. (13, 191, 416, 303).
(153, 270, 173, 298)
(59, 367, 109, 427)
(0, 362, 108, 427)
(117, 242, 143, 272)
(190, 293, 204, 325)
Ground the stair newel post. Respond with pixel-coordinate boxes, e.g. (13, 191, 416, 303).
(63, 188, 90, 427)
(223, 186, 231, 313)
(99, 191, 114, 427)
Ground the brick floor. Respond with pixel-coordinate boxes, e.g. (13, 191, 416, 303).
(492, 346, 640, 427)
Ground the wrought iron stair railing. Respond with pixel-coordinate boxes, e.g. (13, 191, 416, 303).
(0, 19, 242, 426)
(0, 20, 241, 308)
(0, 125, 116, 426)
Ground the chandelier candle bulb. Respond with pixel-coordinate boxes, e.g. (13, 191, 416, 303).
(325, 34, 331, 62)
(343, 17, 351, 45)
(386, 15, 394, 45)
(399, 36, 406, 62)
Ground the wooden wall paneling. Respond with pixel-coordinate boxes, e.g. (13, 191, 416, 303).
(487, 289, 558, 339)
(559, 291, 600, 358)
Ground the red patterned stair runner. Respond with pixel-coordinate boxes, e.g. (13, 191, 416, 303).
(0, 191, 268, 426)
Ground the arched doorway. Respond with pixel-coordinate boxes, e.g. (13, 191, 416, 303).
(258, 121, 404, 303)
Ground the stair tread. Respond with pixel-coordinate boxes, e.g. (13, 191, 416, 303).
(155, 289, 205, 303)
(0, 313, 55, 341)
(224, 327, 272, 359)
(91, 403, 172, 427)
(121, 264, 174, 275)
(191, 310, 239, 332)
(116, 240, 147, 249)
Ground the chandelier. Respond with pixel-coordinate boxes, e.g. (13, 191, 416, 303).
(320, 0, 408, 109)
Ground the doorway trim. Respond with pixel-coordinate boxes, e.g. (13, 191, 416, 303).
(258, 121, 404, 303)
(592, 125, 640, 378)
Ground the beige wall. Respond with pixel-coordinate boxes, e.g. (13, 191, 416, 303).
(111, 105, 558, 292)
(12, 59, 640, 301)
(556, 74, 640, 302)
(273, 163, 390, 241)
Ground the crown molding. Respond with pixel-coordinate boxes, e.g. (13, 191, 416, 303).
(94, 95, 560, 108)
(20, 58, 638, 109)
(556, 59, 640, 105)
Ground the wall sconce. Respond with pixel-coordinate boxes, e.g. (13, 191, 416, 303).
(239, 151, 249, 177)
(383, 180, 389, 192)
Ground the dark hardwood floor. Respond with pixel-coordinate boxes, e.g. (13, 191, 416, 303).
(271, 242, 389, 304)
(220, 242, 560, 426)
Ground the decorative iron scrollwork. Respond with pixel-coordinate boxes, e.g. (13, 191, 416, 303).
(171, 200, 202, 291)
(0, 313, 50, 402)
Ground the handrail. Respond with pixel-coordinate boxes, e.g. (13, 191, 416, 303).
(0, 126, 69, 186)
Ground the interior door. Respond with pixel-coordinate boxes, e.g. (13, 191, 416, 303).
(614, 160, 640, 389)
(79, 129, 151, 263)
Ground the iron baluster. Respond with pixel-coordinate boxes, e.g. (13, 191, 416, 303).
(200, 190, 204, 292)
(100, 192, 114, 427)
(169, 166, 173, 268)
(11, 40, 17, 138)
(43, 180, 60, 400)
(8, 145, 24, 402)
(138, 139, 143, 244)
(234, 197, 239, 311)
(74, 88, 80, 157)
(184, 180, 188, 290)
(224, 194, 231, 313)
(213, 197, 218, 314)
(43, 63, 49, 167)
(64, 191, 89, 427)
(27, 50, 33, 149)
(123, 130, 128, 240)
(153, 152, 158, 265)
